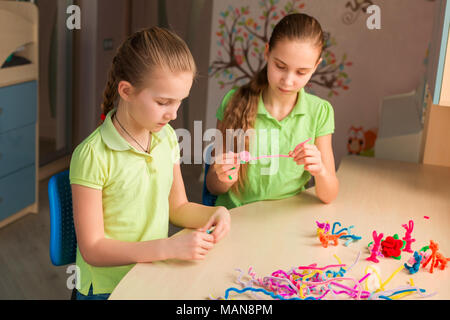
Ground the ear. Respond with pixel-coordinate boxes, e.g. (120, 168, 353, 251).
(117, 80, 134, 102)
(313, 57, 323, 73)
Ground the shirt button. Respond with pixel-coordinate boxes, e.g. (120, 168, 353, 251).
(146, 157, 152, 163)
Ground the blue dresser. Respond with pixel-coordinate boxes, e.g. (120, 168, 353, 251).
(0, 80, 38, 224)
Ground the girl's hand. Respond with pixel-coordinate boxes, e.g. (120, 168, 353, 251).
(289, 143, 326, 177)
(198, 206, 231, 244)
(213, 152, 240, 184)
(167, 230, 214, 260)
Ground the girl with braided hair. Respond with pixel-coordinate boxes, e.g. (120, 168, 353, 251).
(69, 27, 230, 299)
(207, 13, 339, 209)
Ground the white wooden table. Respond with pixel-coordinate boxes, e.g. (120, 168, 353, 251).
(109, 156, 450, 300)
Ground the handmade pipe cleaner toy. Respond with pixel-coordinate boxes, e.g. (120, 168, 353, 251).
(317, 221, 346, 248)
(401, 220, 415, 253)
(366, 231, 384, 263)
(404, 251, 422, 274)
(316, 221, 361, 248)
(422, 240, 450, 273)
(381, 234, 405, 260)
(417, 245, 431, 264)
(318, 230, 346, 248)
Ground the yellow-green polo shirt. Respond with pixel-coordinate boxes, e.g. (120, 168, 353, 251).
(215, 87, 335, 209)
(69, 107, 180, 295)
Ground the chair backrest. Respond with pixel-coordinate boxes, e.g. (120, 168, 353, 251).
(202, 144, 218, 206)
(48, 170, 77, 266)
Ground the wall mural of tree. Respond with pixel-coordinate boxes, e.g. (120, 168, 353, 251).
(208, 0, 353, 98)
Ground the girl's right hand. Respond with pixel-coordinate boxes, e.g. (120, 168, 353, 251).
(213, 151, 240, 184)
(167, 230, 215, 260)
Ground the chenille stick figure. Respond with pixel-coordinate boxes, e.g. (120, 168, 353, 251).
(401, 220, 415, 253)
(318, 230, 346, 248)
(404, 251, 422, 274)
(423, 240, 439, 273)
(422, 240, 450, 273)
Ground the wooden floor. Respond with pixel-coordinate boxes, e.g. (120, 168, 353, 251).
(0, 163, 203, 299)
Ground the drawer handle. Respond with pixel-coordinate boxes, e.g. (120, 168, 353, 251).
(0, 107, 3, 115)
(0, 197, 3, 204)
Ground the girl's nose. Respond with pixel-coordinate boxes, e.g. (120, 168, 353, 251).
(282, 73, 295, 87)
(166, 110, 177, 121)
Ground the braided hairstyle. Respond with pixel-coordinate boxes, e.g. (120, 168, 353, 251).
(220, 13, 325, 196)
(100, 26, 197, 123)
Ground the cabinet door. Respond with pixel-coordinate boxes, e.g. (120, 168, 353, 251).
(0, 81, 37, 134)
(0, 165, 35, 222)
(0, 124, 36, 178)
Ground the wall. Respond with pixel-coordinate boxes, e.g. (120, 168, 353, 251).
(72, 0, 213, 157)
(205, 0, 437, 169)
(73, 0, 131, 146)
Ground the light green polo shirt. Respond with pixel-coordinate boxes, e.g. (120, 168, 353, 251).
(215, 87, 334, 209)
(69, 107, 180, 295)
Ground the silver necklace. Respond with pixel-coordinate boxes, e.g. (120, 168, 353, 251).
(113, 112, 150, 153)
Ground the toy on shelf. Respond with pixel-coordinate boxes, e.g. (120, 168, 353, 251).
(366, 231, 384, 263)
(422, 240, 450, 273)
(401, 220, 415, 253)
(404, 251, 422, 274)
(381, 234, 405, 260)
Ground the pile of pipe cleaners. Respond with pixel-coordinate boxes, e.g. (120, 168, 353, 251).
(210, 219, 448, 300)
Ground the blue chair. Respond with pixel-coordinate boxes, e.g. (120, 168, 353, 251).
(202, 144, 218, 206)
(48, 169, 77, 299)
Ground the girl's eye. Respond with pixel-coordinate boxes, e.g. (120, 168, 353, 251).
(156, 101, 170, 106)
(298, 72, 307, 76)
(276, 64, 285, 70)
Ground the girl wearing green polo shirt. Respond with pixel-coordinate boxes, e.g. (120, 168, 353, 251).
(206, 13, 339, 209)
(69, 27, 230, 300)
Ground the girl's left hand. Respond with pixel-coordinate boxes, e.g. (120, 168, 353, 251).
(198, 206, 231, 243)
(289, 143, 326, 177)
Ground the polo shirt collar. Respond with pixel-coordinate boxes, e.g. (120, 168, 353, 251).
(100, 108, 131, 151)
(257, 88, 307, 119)
(100, 108, 165, 153)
